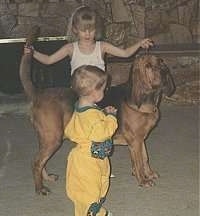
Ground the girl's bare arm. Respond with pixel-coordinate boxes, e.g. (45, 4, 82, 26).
(24, 43, 73, 65)
(101, 38, 153, 58)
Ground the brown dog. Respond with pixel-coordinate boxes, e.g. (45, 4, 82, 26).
(114, 55, 175, 187)
(20, 53, 76, 195)
(20, 29, 175, 194)
(20, 28, 76, 195)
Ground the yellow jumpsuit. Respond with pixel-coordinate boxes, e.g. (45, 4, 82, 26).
(64, 105, 118, 216)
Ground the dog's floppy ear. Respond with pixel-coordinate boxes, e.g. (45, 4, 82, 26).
(130, 56, 154, 107)
(144, 62, 152, 69)
(160, 60, 176, 96)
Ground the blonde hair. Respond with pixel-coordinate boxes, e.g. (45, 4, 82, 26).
(71, 65, 107, 96)
(67, 6, 103, 41)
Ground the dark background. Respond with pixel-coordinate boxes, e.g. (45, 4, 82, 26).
(0, 41, 71, 94)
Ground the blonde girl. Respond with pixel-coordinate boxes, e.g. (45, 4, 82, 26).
(24, 6, 153, 82)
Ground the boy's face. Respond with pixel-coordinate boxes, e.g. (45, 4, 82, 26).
(92, 82, 106, 103)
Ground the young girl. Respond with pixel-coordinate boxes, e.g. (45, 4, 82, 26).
(24, 6, 153, 107)
(64, 65, 118, 216)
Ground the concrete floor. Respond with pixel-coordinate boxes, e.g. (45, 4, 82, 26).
(0, 103, 199, 216)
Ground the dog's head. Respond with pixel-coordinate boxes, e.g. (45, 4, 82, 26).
(135, 55, 162, 89)
(128, 55, 175, 107)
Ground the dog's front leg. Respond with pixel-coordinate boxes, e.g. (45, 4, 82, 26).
(142, 141, 159, 180)
(128, 137, 155, 187)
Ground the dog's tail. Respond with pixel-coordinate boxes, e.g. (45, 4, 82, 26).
(19, 26, 40, 100)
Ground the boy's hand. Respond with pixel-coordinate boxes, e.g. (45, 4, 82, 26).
(140, 38, 154, 49)
(104, 106, 117, 115)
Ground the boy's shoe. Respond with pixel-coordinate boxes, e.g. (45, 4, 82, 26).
(110, 173, 115, 178)
(106, 211, 113, 216)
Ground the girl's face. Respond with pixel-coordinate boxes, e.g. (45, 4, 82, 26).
(75, 28, 96, 42)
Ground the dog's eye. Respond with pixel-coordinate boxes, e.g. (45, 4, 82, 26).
(145, 63, 152, 68)
(105, 87, 109, 92)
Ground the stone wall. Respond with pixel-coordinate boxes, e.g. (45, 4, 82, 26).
(0, 0, 199, 103)
(0, 0, 199, 44)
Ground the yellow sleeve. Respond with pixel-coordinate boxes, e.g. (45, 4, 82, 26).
(87, 110, 118, 142)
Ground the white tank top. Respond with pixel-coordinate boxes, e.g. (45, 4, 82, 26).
(70, 41, 105, 74)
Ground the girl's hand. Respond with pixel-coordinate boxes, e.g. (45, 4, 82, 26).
(140, 38, 154, 49)
(24, 45, 34, 54)
(104, 106, 117, 115)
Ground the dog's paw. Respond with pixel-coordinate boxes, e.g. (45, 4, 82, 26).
(45, 174, 59, 182)
(36, 185, 51, 196)
(150, 171, 160, 180)
(139, 179, 155, 188)
(146, 170, 160, 180)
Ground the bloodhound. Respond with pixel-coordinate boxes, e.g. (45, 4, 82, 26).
(114, 55, 175, 187)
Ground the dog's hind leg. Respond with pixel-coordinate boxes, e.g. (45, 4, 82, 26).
(42, 167, 59, 182)
(32, 112, 64, 195)
(33, 133, 63, 195)
(32, 148, 50, 195)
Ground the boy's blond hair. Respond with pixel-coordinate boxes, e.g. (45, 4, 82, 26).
(71, 65, 107, 96)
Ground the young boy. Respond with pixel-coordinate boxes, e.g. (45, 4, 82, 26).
(65, 65, 118, 216)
